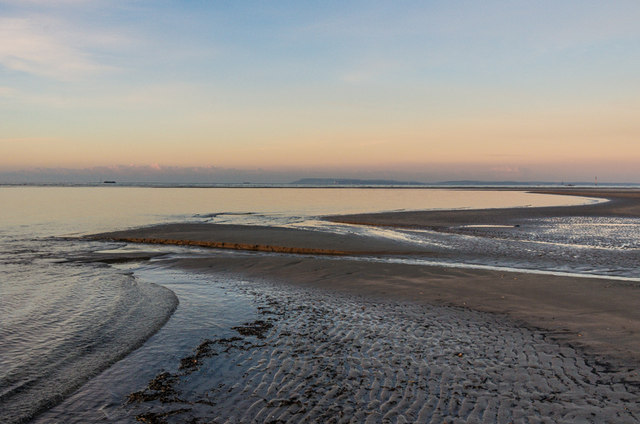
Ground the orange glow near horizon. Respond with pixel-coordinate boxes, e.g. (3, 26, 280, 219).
(2, 1, 639, 182)
(2, 105, 638, 172)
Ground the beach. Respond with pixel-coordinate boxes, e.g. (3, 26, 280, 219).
(6, 186, 614, 423)
(68, 188, 640, 423)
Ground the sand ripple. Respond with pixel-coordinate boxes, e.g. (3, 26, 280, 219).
(126, 281, 639, 423)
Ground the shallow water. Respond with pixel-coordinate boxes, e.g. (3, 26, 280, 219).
(294, 215, 640, 279)
(0, 238, 177, 423)
(416, 216, 640, 278)
(0, 186, 598, 237)
(33, 265, 258, 423)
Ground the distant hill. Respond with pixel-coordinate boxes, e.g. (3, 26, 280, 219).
(435, 180, 635, 186)
(436, 180, 556, 186)
(291, 178, 426, 186)
(290, 178, 636, 187)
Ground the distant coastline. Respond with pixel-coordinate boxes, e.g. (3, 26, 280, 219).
(2, 179, 639, 189)
(290, 178, 426, 186)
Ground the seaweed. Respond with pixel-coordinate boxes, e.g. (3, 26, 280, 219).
(127, 372, 179, 404)
(232, 320, 274, 339)
(135, 408, 191, 423)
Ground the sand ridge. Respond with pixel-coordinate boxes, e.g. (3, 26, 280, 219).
(102, 236, 354, 256)
(326, 189, 640, 229)
(88, 223, 428, 256)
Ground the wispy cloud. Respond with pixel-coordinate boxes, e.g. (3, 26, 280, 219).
(0, 0, 97, 4)
(0, 86, 17, 96)
(0, 83, 86, 107)
(0, 16, 124, 80)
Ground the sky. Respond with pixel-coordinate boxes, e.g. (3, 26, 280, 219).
(1, 0, 639, 183)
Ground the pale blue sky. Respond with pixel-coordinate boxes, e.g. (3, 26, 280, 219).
(1, 0, 639, 182)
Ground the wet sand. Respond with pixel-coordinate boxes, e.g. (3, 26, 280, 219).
(84, 188, 640, 422)
(326, 188, 640, 229)
(118, 270, 639, 423)
(162, 254, 640, 368)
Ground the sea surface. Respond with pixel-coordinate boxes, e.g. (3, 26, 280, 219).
(1, 186, 637, 423)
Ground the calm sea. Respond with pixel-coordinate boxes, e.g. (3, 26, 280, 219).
(1, 186, 636, 423)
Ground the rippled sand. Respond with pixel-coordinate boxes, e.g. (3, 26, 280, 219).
(122, 278, 639, 423)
